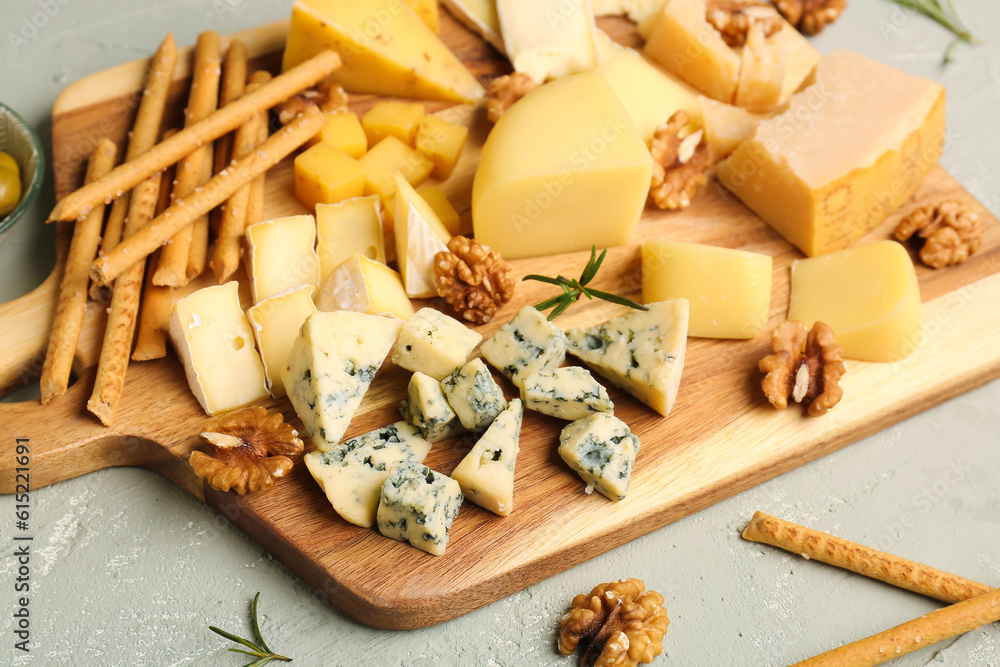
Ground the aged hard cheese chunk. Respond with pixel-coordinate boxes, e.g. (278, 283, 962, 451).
(565, 300, 689, 417)
(394, 175, 452, 298)
(392, 307, 482, 380)
(698, 96, 764, 157)
(473, 71, 653, 260)
(788, 240, 922, 362)
(245, 215, 319, 305)
(304, 421, 432, 528)
(521, 367, 613, 420)
(451, 399, 523, 516)
(246, 285, 317, 398)
(315, 196, 386, 283)
(281, 311, 403, 451)
(496, 0, 599, 82)
(377, 460, 463, 556)
(283, 0, 485, 103)
(404, 0, 440, 31)
(315, 253, 414, 321)
(641, 240, 772, 339)
(734, 23, 785, 114)
(441, 358, 507, 432)
(401, 371, 464, 443)
(416, 184, 462, 236)
(480, 305, 566, 388)
(558, 413, 640, 501)
(169, 282, 269, 416)
(718, 50, 946, 257)
(294, 143, 365, 210)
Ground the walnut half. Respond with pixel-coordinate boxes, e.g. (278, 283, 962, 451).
(706, 0, 784, 47)
(759, 321, 846, 417)
(774, 0, 847, 35)
(486, 72, 538, 123)
(558, 578, 669, 667)
(649, 111, 717, 210)
(275, 81, 349, 125)
(434, 236, 515, 324)
(189, 406, 304, 495)
(894, 200, 984, 269)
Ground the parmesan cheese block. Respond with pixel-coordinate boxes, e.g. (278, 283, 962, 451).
(315, 253, 414, 321)
(734, 23, 785, 114)
(244, 215, 319, 305)
(718, 50, 946, 257)
(450, 399, 523, 516)
(472, 71, 653, 260)
(496, 0, 599, 82)
(316, 196, 386, 284)
(394, 175, 452, 298)
(788, 240, 922, 362)
(377, 460, 463, 556)
(169, 282, 269, 416)
(698, 96, 764, 157)
(246, 286, 317, 398)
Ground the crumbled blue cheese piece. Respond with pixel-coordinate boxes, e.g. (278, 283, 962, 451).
(558, 413, 640, 501)
(304, 422, 432, 528)
(480, 305, 566, 388)
(282, 311, 403, 451)
(377, 460, 463, 556)
(450, 399, 523, 516)
(400, 372, 465, 443)
(564, 300, 689, 417)
(440, 358, 508, 432)
(391, 307, 482, 380)
(520, 366, 613, 420)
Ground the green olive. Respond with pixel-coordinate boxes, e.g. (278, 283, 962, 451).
(0, 151, 21, 217)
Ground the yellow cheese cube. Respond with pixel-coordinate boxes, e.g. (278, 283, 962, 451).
(283, 0, 484, 103)
(698, 96, 764, 157)
(294, 143, 366, 210)
(309, 111, 367, 158)
(734, 23, 784, 114)
(642, 240, 772, 339)
(416, 184, 461, 236)
(316, 253, 415, 321)
(245, 215, 320, 305)
(404, 0, 440, 31)
(247, 285, 318, 397)
(718, 51, 946, 257)
(358, 135, 434, 203)
(363, 101, 426, 147)
(316, 196, 386, 283)
(788, 241, 921, 362)
(472, 71, 652, 260)
(415, 114, 469, 180)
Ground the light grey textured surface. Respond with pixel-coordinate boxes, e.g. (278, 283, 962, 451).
(1, 0, 999, 665)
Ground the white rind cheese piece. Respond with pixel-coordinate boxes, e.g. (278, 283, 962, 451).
(451, 399, 523, 516)
(394, 175, 452, 298)
(315, 253, 415, 321)
(304, 421, 432, 528)
(247, 285, 317, 398)
(496, 0, 599, 82)
(169, 282, 269, 416)
(480, 305, 566, 388)
(377, 460, 463, 556)
(564, 300, 689, 417)
(245, 214, 320, 305)
(520, 367, 613, 421)
(316, 196, 386, 283)
(441, 358, 508, 432)
(558, 413, 640, 501)
(392, 307, 482, 380)
(592, 0, 665, 23)
(281, 311, 403, 451)
(440, 0, 506, 54)
(401, 372, 464, 443)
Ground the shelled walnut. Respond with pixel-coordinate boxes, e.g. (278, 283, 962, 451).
(894, 200, 983, 269)
(649, 111, 716, 210)
(275, 81, 348, 125)
(486, 72, 538, 123)
(706, 0, 784, 47)
(774, 0, 847, 35)
(559, 578, 669, 667)
(759, 320, 846, 417)
(434, 236, 515, 323)
(189, 406, 304, 495)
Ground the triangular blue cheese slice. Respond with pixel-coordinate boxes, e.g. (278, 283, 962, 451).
(563, 300, 689, 417)
(450, 398, 523, 516)
(282, 311, 403, 451)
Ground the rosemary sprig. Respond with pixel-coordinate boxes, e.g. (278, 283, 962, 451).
(886, 0, 981, 63)
(523, 245, 648, 321)
(210, 592, 292, 666)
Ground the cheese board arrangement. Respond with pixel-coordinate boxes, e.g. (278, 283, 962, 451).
(1, 0, 999, 639)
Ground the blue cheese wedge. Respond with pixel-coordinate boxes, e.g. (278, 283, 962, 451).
(304, 422, 432, 528)
(558, 413, 640, 501)
(391, 307, 482, 380)
(441, 358, 507, 432)
(479, 305, 566, 388)
(450, 399, 523, 516)
(400, 372, 464, 443)
(520, 367, 613, 420)
(564, 300, 689, 417)
(282, 311, 403, 451)
(377, 460, 463, 556)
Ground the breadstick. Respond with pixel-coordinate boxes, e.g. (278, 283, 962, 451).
(49, 49, 341, 224)
(39, 139, 118, 404)
(153, 31, 221, 287)
(790, 586, 1000, 667)
(91, 106, 327, 285)
(183, 149, 215, 281)
(90, 194, 129, 303)
(210, 39, 248, 237)
(742, 512, 992, 604)
(246, 113, 270, 224)
(211, 71, 271, 284)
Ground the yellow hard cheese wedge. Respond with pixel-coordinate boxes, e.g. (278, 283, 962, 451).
(316, 196, 386, 283)
(247, 285, 318, 398)
(316, 253, 415, 321)
(283, 0, 485, 103)
(788, 241, 922, 362)
(394, 174, 452, 298)
(642, 240, 772, 339)
(718, 50, 946, 257)
(416, 184, 462, 235)
(472, 71, 652, 260)
(404, 0, 440, 31)
(245, 215, 320, 305)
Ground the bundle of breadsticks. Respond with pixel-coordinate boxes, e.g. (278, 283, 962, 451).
(40, 31, 341, 426)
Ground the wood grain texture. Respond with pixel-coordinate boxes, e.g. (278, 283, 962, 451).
(3, 14, 1000, 629)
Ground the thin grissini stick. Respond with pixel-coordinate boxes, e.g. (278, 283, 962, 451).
(91, 106, 328, 285)
(742, 512, 992, 604)
(39, 139, 118, 404)
(153, 30, 221, 287)
(184, 150, 215, 281)
(789, 586, 1000, 667)
(91, 195, 130, 304)
(245, 116, 270, 220)
(48, 49, 342, 224)
(210, 39, 248, 237)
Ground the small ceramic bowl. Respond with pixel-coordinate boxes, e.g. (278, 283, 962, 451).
(0, 102, 45, 243)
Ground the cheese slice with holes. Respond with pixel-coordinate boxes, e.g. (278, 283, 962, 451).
(316, 196, 386, 284)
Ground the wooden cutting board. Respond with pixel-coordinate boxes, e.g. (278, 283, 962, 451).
(2, 16, 999, 630)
